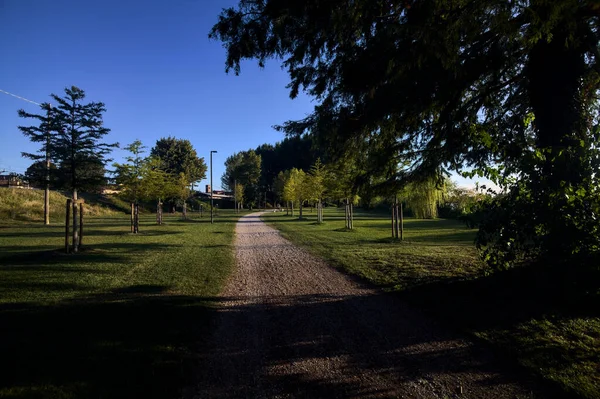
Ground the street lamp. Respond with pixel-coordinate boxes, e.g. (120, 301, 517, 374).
(210, 150, 217, 224)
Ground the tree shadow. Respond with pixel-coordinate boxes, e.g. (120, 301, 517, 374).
(188, 292, 553, 399)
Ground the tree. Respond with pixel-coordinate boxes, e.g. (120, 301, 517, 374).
(308, 159, 327, 223)
(24, 160, 58, 189)
(19, 87, 116, 251)
(283, 168, 310, 219)
(222, 150, 261, 207)
(400, 177, 446, 219)
(138, 157, 178, 225)
(234, 183, 245, 210)
(113, 140, 147, 202)
(211, 1, 600, 267)
(150, 137, 207, 186)
(113, 140, 148, 233)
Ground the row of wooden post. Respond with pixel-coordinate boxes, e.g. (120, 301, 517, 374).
(65, 199, 84, 253)
(392, 200, 403, 240)
(345, 199, 353, 229)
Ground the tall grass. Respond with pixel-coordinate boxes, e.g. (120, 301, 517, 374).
(0, 187, 119, 221)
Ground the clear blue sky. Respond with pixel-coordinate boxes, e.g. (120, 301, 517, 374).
(0, 0, 487, 191)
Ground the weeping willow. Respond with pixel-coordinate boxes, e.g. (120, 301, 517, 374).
(401, 178, 446, 219)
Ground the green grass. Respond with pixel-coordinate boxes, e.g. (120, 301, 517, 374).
(0, 187, 121, 221)
(263, 207, 600, 399)
(0, 210, 243, 399)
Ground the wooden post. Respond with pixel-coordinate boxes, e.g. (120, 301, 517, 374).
(395, 203, 400, 239)
(79, 202, 84, 246)
(400, 202, 404, 241)
(392, 204, 396, 238)
(72, 194, 79, 253)
(134, 203, 139, 233)
(65, 199, 71, 253)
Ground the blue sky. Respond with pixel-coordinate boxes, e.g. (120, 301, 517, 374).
(0, 0, 486, 191)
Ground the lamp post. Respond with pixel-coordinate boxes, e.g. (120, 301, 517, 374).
(210, 150, 217, 224)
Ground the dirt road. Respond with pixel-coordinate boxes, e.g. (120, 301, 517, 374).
(188, 213, 540, 398)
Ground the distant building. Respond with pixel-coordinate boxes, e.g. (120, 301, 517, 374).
(0, 175, 29, 189)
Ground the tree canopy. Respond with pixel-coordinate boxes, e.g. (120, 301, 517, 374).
(150, 137, 207, 185)
(211, 1, 600, 267)
(19, 86, 116, 196)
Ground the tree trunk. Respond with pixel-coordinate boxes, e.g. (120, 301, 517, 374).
(526, 20, 587, 255)
(183, 202, 187, 219)
(299, 200, 303, 220)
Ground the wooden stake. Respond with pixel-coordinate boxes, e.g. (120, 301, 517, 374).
(400, 202, 404, 240)
(65, 199, 71, 253)
(79, 202, 83, 246)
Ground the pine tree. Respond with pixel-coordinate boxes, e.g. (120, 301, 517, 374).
(49, 86, 117, 251)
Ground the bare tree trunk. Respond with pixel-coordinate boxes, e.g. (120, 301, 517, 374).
(350, 202, 354, 230)
(183, 202, 187, 219)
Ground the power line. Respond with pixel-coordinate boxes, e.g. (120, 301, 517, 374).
(0, 89, 41, 106)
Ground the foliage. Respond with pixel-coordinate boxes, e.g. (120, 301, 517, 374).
(234, 183, 244, 204)
(112, 140, 147, 202)
(222, 150, 262, 190)
(18, 86, 117, 197)
(400, 176, 447, 219)
(211, 1, 600, 268)
(150, 137, 207, 185)
(24, 160, 58, 189)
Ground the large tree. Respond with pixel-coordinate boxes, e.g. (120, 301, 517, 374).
(211, 1, 600, 266)
(150, 137, 207, 186)
(20, 86, 116, 251)
(222, 150, 262, 207)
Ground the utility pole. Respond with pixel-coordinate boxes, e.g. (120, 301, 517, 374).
(210, 150, 217, 224)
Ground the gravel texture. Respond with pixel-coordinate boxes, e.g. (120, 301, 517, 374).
(188, 213, 542, 398)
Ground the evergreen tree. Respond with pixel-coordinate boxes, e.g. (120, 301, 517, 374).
(49, 86, 116, 251)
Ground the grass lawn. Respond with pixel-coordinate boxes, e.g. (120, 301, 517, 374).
(263, 207, 600, 399)
(0, 210, 243, 399)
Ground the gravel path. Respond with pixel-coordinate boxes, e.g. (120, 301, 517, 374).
(188, 212, 541, 398)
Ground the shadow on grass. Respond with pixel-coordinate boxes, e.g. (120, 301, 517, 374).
(396, 261, 599, 399)
(0, 242, 179, 267)
(0, 286, 217, 399)
(0, 286, 554, 399)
